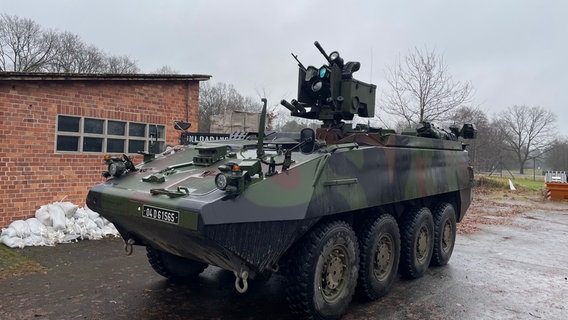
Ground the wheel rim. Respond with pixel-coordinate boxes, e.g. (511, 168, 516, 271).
(320, 246, 349, 302)
(416, 225, 431, 264)
(441, 220, 454, 253)
(373, 234, 394, 281)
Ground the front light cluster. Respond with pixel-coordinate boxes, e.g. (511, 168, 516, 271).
(108, 161, 126, 176)
(215, 162, 245, 193)
(103, 154, 136, 178)
(214, 160, 262, 195)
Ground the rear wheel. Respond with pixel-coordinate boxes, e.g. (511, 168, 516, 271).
(283, 220, 359, 320)
(357, 213, 400, 300)
(399, 207, 434, 279)
(431, 203, 457, 266)
(146, 247, 207, 280)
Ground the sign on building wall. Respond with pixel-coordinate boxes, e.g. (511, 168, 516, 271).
(184, 133, 230, 143)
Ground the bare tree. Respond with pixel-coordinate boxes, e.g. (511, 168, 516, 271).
(48, 31, 83, 72)
(152, 65, 179, 74)
(545, 138, 568, 171)
(0, 14, 57, 71)
(48, 31, 106, 73)
(1, 14, 139, 74)
(451, 106, 506, 172)
(382, 47, 473, 127)
(106, 55, 139, 74)
(80, 45, 108, 73)
(48, 31, 137, 74)
(198, 82, 262, 132)
(450, 106, 521, 174)
(494, 105, 556, 174)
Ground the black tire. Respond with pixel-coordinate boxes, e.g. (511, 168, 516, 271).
(399, 207, 434, 279)
(146, 247, 207, 280)
(283, 220, 359, 320)
(357, 213, 400, 300)
(431, 203, 457, 266)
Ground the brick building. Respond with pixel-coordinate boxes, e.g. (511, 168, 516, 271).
(0, 72, 211, 227)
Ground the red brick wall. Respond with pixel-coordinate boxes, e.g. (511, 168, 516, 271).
(0, 79, 201, 227)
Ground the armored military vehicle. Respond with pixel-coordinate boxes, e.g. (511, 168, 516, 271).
(87, 41, 476, 320)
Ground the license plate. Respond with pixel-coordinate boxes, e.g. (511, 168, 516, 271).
(142, 205, 179, 224)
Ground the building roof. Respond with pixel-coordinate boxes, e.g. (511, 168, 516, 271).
(0, 72, 211, 82)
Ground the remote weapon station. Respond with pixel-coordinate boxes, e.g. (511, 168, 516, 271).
(87, 42, 476, 320)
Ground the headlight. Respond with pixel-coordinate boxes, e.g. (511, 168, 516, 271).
(330, 51, 340, 61)
(329, 51, 344, 68)
(305, 66, 318, 81)
(311, 80, 323, 92)
(215, 173, 228, 190)
(108, 161, 126, 177)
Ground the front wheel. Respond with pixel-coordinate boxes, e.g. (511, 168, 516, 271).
(146, 247, 207, 281)
(284, 220, 359, 320)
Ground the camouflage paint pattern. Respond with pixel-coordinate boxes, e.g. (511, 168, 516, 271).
(86, 132, 473, 276)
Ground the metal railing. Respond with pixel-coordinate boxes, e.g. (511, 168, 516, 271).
(544, 171, 567, 183)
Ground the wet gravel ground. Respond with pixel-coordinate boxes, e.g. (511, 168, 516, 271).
(0, 204, 567, 320)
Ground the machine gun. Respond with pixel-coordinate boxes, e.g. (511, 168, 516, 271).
(281, 41, 376, 127)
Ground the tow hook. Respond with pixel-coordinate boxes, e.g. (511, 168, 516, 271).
(124, 238, 135, 256)
(234, 270, 249, 293)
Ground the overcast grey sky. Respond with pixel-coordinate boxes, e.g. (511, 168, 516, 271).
(3, 0, 567, 135)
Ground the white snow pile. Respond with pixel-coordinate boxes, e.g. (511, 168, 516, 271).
(1, 202, 119, 248)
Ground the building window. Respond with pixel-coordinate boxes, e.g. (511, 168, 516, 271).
(57, 115, 80, 132)
(55, 115, 166, 154)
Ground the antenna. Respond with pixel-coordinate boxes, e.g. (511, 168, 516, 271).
(370, 47, 373, 83)
(256, 98, 267, 159)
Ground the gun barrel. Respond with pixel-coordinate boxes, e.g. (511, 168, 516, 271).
(314, 41, 332, 64)
(280, 99, 297, 113)
(291, 53, 306, 71)
(291, 99, 306, 113)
